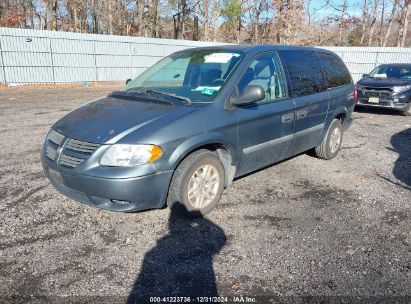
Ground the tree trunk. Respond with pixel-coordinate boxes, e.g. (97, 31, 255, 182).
(360, 0, 369, 45)
(210, 0, 220, 41)
(193, 1, 199, 40)
(338, 0, 348, 45)
(383, 0, 399, 46)
(237, 17, 241, 43)
(173, 13, 180, 39)
(181, 0, 187, 39)
(108, 1, 113, 35)
(201, 0, 212, 41)
(151, 0, 159, 37)
(92, 0, 99, 33)
(397, 0, 410, 47)
(173, 0, 185, 39)
(81, 2, 88, 32)
(253, 2, 262, 44)
(379, 0, 385, 46)
(47, 0, 58, 30)
(72, 5, 79, 32)
(367, 0, 380, 45)
(137, 0, 145, 36)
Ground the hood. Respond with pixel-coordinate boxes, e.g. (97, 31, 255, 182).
(53, 96, 197, 144)
(357, 77, 411, 88)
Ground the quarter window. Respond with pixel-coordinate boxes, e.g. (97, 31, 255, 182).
(317, 51, 352, 88)
(237, 52, 288, 103)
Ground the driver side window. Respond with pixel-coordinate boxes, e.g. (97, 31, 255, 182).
(237, 52, 288, 103)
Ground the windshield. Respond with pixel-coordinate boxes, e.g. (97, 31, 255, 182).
(124, 49, 243, 103)
(369, 65, 411, 79)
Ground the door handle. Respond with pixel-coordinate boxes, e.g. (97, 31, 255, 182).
(282, 112, 294, 123)
(296, 109, 308, 119)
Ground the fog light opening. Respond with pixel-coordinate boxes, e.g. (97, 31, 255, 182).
(111, 199, 131, 205)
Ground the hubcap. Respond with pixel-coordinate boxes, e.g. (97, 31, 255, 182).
(329, 127, 342, 153)
(187, 164, 220, 209)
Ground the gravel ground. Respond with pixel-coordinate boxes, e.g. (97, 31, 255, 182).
(0, 85, 410, 303)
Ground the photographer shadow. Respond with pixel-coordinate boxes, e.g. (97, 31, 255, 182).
(127, 203, 227, 303)
(390, 128, 411, 188)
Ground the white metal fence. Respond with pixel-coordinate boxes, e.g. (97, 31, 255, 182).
(1, 27, 411, 84)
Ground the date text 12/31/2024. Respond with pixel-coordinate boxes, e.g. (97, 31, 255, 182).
(149, 296, 257, 303)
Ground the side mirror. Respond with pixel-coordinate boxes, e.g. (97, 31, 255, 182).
(230, 85, 265, 106)
(362, 74, 368, 78)
(125, 78, 132, 85)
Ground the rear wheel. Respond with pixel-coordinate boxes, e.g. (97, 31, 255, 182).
(167, 149, 225, 217)
(314, 119, 344, 160)
(399, 103, 411, 116)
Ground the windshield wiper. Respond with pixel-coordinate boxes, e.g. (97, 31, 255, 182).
(144, 89, 192, 105)
(109, 90, 174, 105)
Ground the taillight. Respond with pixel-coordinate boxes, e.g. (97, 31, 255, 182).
(353, 87, 358, 104)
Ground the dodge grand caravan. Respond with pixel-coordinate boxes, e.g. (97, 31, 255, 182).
(42, 45, 355, 216)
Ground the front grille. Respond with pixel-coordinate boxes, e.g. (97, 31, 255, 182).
(45, 145, 57, 161)
(44, 130, 101, 168)
(361, 87, 392, 97)
(59, 138, 100, 168)
(48, 130, 65, 145)
(65, 139, 101, 153)
(59, 154, 85, 168)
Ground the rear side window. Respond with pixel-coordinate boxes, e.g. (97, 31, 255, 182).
(278, 50, 327, 97)
(317, 51, 352, 88)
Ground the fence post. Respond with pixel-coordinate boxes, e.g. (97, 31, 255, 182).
(94, 40, 98, 82)
(49, 37, 55, 84)
(375, 51, 379, 67)
(129, 44, 133, 80)
(0, 32, 7, 84)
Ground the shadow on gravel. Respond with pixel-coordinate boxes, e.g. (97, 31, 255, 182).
(390, 128, 411, 188)
(127, 203, 227, 303)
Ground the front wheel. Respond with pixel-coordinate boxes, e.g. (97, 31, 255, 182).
(314, 119, 344, 160)
(166, 149, 225, 217)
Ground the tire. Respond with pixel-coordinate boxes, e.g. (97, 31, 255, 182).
(166, 149, 225, 217)
(399, 103, 411, 116)
(314, 119, 344, 160)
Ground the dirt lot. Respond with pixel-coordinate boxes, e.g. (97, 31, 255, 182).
(0, 85, 410, 303)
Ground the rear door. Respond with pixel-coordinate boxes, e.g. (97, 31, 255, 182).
(278, 50, 330, 154)
(234, 51, 296, 176)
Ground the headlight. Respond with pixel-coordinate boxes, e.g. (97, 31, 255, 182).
(100, 144, 162, 167)
(392, 85, 411, 94)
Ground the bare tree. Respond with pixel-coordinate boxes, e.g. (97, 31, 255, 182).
(137, 0, 145, 36)
(368, 0, 380, 45)
(47, 0, 58, 30)
(397, 0, 410, 46)
(337, 0, 349, 45)
(200, 0, 220, 41)
(383, 0, 399, 46)
(379, 0, 385, 45)
(360, 0, 369, 45)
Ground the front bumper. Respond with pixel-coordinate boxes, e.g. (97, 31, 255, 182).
(42, 155, 173, 212)
(356, 90, 410, 110)
(356, 99, 410, 110)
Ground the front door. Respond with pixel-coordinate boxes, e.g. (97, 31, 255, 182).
(234, 52, 296, 176)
